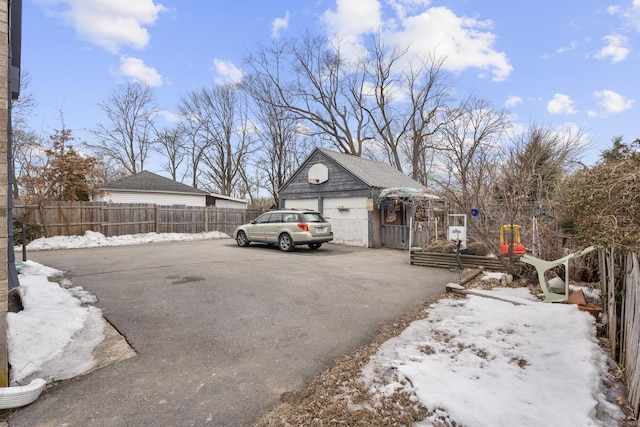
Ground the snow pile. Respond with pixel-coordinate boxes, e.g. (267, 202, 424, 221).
(21, 230, 229, 251)
(7, 261, 104, 386)
(361, 287, 625, 426)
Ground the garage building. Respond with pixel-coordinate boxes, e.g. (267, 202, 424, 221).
(279, 148, 438, 248)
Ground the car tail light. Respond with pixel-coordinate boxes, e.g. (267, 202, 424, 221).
(297, 222, 309, 231)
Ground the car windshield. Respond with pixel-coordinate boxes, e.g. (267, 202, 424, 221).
(301, 212, 325, 223)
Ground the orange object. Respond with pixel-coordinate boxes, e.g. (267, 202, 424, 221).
(499, 225, 526, 256)
(568, 289, 587, 305)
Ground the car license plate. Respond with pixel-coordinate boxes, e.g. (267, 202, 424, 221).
(316, 227, 326, 233)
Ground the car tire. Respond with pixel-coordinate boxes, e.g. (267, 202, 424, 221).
(278, 233, 294, 252)
(308, 243, 322, 250)
(236, 231, 250, 247)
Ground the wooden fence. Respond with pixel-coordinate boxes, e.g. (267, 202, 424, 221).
(601, 250, 640, 417)
(13, 202, 263, 239)
(381, 224, 431, 249)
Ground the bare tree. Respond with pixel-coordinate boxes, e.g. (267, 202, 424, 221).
(242, 45, 313, 205)
(11, 70, 38, 198)
(244, 34, 369, 156)
(88, 82, 158, 174)
(505, 123, 583, 205)
(434, 97, 511, 262)
(400, 58, 452, 184)
(358, 40, 408, 168)
(176, 118, 210, 189)
(11, 71, 36, 128)
(179, 84, 252, 196)
(499, 123, 585, 258)
(12, 127, 46, 201)
(358, 37, 452, 180)
(153, 125, 186, 181)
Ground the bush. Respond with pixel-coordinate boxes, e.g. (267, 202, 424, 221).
(12, 218, 42, 246)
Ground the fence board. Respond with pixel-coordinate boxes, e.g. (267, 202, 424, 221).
(623, 253, 640, 416)
(13, 202, 262, 239)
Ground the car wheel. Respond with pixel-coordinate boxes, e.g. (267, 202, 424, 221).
(278, 233, 294, 252)
(308, 243, 322, 250)
(236, 231, 250, 247)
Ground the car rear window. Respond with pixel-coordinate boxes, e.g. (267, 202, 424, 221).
(283, 213, 299, 223)
(301, 212, 326, 222)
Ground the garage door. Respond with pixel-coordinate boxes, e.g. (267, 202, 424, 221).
(323, 197, 368, 247)
(284, 199, 318, 211)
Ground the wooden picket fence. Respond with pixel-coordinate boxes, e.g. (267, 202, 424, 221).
(13, 202, 263, 239)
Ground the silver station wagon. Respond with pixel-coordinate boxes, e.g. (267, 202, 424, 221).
(234, 209, 333, 252)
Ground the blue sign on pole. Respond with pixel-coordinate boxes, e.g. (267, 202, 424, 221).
(471, 208, 479, 217)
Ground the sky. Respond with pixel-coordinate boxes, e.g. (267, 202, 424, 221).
(5, 231, 629, 424)
(18, 0, 640, 170)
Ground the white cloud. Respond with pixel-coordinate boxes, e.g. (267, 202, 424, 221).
(594, 89, 634, 113)
(321, 2, 512, 82)
(505, 95, 523, 108)
(212, 59, 244, 85)
(547, 93, 577, 115)
(624, 0, 640, 32)
(321, 0, 382, 59)
(156, 110, 181, 123)
(595, 34, 630, 63)
(114, 56, 163, 87)
(322, 0, 382, 37)
(271, 11, 290, 38)
(35, 0, 167, 54)
(552, 40, 579, 57)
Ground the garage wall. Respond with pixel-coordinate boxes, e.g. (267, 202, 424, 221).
(214, 199, 247, 209)
(284, 199, 318, 211)
(96, 191, 206, 207)
(323, 197, 369, 247)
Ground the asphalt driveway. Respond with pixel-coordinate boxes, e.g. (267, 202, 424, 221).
(7, 239, 457, 426)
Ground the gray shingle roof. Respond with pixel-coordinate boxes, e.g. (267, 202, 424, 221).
(319, 149, 426, 190)
(100, 171, 209, 195)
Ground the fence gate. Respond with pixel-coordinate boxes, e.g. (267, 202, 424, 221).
(381, 221, 431, 250)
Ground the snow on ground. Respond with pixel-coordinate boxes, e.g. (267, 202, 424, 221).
(7, 231, 628, 425)
(360, 286, 625, 426)
(19, 230, 229, 251)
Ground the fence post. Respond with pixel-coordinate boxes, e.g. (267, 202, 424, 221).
(100, 203, 105, 236)
(204, 206, 209, 233)
(155, 204, 160, 233)
(22, 223, 27, 262)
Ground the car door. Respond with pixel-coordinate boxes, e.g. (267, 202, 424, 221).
(263, 212, 283, 243)
(246, 213, 271, 241)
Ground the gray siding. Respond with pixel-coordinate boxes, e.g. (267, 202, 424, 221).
(279, 150, 373, 203)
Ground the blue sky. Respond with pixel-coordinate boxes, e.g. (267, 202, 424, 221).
(21, 0, 640, 167)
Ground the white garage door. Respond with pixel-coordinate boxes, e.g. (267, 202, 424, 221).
(323, 197, 368, 247)
(284, 199, 318, 211)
